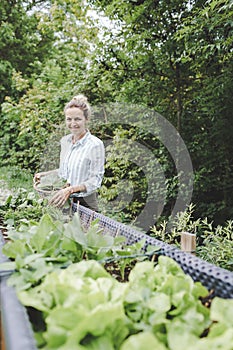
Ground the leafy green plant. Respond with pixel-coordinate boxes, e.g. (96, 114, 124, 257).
(12, 257, 233, 350)
(63, 214, 127, 261)
(150, 204, 233, 271)
(0, 165, 33, 191)
(150, 204, 202, 245)
(1, 207, 233, 349)
(197, 234, 233, 271)
(1, 212, 154, 291)
(102, 240, 160, 282)
(0, 188, 46, 229)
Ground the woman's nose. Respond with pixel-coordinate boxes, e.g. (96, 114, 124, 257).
(70, 120, 77, 126)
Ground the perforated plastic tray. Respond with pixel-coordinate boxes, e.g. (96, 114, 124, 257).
(75, 203, 233, 299)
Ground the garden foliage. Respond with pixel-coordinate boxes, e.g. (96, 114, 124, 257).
(1, 212, 233, 350)
(0, 0, 233, 225)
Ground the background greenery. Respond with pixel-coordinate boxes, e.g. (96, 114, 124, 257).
(0, 166, 232, 271)
(0, 0, 233, 228)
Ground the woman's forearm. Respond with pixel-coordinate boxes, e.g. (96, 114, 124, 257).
(65, 184, 87, 195)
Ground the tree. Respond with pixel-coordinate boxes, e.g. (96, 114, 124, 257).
(0, 0, 98, 169)
(84, 0, 233, 223)
(175, 0, 233, 222)
(0, 0, 55, 103)
(87, 0, 199, 130)
(1, 0, 232, 225)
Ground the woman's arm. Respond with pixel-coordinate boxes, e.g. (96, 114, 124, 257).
(48, 183, 86, 207)
(81, 142, 105, 193)
(33, 169, 59, 183)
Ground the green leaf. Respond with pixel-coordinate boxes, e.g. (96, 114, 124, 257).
(194, 326, 233, 350)
(210, 297, 233, 326)
(192, 281, 209, 298)
(0, 261, 16, 271)
(64, 213, 87, 246)
(18, 286, 54, 312)
(61, 235, 79, 252)
(30, 214, 57, 252)
(2, 239, 28, 259)
(23, 253, 44, 265)
(86, 220, 114, 248)
(167, 320, 199, 350)
(81, 335, 115, 350)
(8, 272, 32, 291)
(146, 293, 171, 314)
(120, 332, 168, 350)
(66, 260, 110, 280)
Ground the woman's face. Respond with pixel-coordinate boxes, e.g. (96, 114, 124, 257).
(65, 107, 87, 139)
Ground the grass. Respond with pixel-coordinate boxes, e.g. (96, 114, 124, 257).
(0, 165, 33, 191)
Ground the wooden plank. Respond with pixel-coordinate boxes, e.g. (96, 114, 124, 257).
(181, 232, 196, 254)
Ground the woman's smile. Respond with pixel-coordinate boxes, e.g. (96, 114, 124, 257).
(65, 107, 87, 140)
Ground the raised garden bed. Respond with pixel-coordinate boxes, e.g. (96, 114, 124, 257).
(0, 205, 233, 350)
(75, 204, 233, 299)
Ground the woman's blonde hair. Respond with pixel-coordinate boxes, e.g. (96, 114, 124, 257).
(64, 94, 91, 119)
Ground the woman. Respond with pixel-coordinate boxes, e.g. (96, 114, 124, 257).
(34, 94, 105, 211)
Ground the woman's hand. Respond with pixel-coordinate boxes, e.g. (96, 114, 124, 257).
(33, 171, 49, 184)
(49, 187, 72, 208)
(33, 170, 58, 184)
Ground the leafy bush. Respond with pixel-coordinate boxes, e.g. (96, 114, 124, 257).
(150, 204, 233, 271)
(0, 189, 46, 228)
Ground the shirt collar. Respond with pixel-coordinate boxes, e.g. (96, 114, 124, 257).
(69, 130, 91, 146)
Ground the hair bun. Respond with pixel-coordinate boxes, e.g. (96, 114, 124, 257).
(73, 94, 88, 104)
(64, 93, 91, 118)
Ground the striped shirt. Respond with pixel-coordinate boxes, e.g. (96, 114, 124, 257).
(58, 131, 105, 197)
